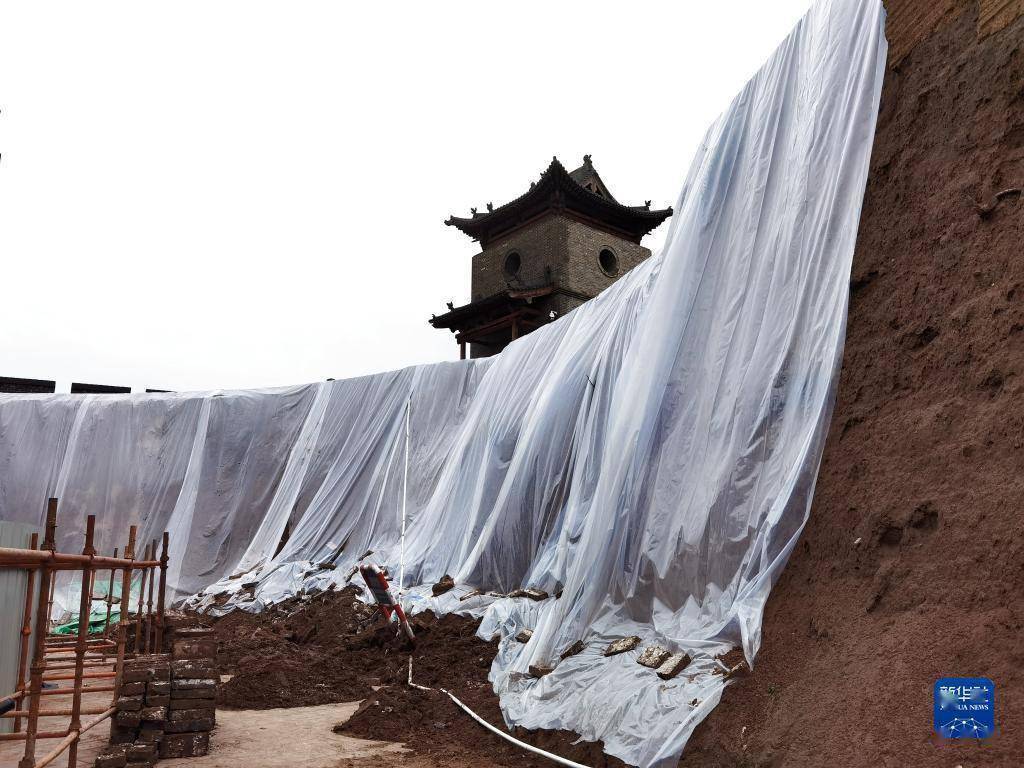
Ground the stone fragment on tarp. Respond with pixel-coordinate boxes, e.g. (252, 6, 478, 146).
(559, 640, 586, 659)
(432, 574, 456, 596)
(636, 645, 671, 669)
(508, 587, 548, 601)
(515, 629, 534, 643)
(656, 652, 691, 680)
(603, 636, 641, 656)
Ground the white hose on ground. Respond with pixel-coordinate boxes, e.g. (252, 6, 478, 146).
(406, 656, 592, 768)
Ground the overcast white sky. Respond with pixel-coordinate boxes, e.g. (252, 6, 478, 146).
(0, 1, 811, 393)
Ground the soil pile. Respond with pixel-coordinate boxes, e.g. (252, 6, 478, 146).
(204, 588, 625, 766)
(680, 6, 1024, 767)
(210, 586, 394, 708)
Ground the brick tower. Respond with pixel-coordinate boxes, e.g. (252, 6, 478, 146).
(430, 156, 672, 358)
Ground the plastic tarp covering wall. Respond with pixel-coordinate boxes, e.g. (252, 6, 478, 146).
(0, 1, 886, 763)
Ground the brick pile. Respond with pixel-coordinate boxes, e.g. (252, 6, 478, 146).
(163, 657, 216, 757)
(98, 654, 171, 768)
(96, 629, 217, 767)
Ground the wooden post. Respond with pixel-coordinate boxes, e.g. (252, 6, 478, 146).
(154, 532, 169, 653)
(67, 515, 96, 768)
(144, 540, 156, 654)
(13, 532, 39, 733)
(102, 548, 117, 641)
(459, 340, 466, 360)
(18, 499, 58, 768)
(133, 542, 151, 652)
(112, 526, 136, 700)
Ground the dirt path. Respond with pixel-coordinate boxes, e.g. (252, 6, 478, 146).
(177, 701, 409, 768)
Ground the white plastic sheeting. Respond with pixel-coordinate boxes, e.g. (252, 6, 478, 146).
(0, 1, 886, 764)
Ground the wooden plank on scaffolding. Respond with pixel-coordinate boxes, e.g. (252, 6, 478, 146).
(0, 522, 42, 737)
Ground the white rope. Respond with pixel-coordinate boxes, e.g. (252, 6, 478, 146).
(398, 397, 411, 596)
(405, 656, 592, 768)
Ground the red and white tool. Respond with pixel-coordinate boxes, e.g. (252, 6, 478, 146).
(358, 563, 416, 646)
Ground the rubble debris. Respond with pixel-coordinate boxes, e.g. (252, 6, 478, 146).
(603, 636, 641, 656)
(432, 574, 456, 596)
(515, 629, 534, 643)
(559, 640, 586, 659)
(508, 587, 549, 601)
(636, 645, 672, 669)
(317, 562, 337, 570)
(656, 652, 692, 680)
(725, 660, 750, 680)
(529, 664, 554, 678)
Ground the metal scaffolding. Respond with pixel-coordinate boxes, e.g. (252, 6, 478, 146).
(0, 498, 169, 768)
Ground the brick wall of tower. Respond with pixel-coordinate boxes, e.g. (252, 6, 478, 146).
(471, 216, 566, 301)
(470, 214, 651, 305)
(561, 218, 650, 300)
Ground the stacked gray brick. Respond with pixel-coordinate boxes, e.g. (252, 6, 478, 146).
(102, 655, 171, 768)
(164, 658, 216, 757)
(96, 652, 216, 766)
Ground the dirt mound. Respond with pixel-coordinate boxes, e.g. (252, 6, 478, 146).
(679, 6, 1024, 767)
(336, 614, 628, 768)
(200, 587, 625, 765)
(208, 586, 398, 707)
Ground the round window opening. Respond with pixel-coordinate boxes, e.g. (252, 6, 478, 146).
(504, 251, 522, 278)
(599, 248, 619, 276)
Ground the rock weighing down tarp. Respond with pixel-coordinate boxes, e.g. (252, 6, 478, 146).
(0, 0, 887, 764)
